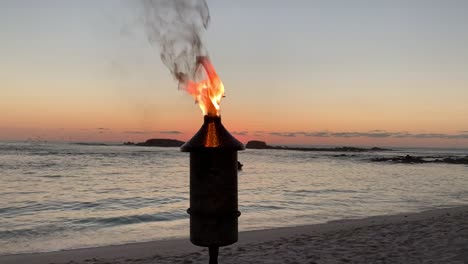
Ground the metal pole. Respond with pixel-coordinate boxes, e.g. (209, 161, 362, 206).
(209, 246, 219, 264)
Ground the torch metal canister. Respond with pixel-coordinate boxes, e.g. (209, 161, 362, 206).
(181, 115, 244, 262)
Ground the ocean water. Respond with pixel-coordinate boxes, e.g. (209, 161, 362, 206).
(0, 142, 467, 255)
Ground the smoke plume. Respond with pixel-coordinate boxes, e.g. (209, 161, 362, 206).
(141, 0, 211, 89)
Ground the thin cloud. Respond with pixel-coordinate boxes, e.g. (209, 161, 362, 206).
(123, 131, 156, 134)
(253, 131, 264, 137)
(332, 132, 392, 138)
(268, 130, 468, 139)
(96, 128, 111, 134)
(270, 132, 297, 138)
(454, 134, 468, 139)
(410, 133, 446, 139)
(296, 132, 330, 137)
(159, 130, 182, 134)
(232, 131, 248, 136)
(330, 132, 362, 138)
(404, 133, 468, 139)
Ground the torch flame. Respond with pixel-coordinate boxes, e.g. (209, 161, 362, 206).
(178, 56, 224, 116)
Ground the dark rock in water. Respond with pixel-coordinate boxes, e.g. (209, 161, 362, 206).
(371, 155, 426, 164)
(246, 140, 269, 149)
(437, 156, 468, 164)
(371, 155, 468, 165)
(370, 147, 389, 151)
(123, 141, 135, 145)
(400, 154, 425, 163)
(136, 139, 185, 147)
(331, 146, 369, 152)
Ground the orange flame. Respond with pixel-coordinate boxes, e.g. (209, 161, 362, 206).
(178, 56, 224, 116)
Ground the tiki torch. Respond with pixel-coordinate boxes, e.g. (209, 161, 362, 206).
(179, 56, 244, 263)
(181, 115, 244, 264)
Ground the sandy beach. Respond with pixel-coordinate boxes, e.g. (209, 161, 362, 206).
(1, 206, 467, 264)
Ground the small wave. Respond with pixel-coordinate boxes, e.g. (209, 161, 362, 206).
(64, 201, 101, 210)
(0, 197, 186, 219)
(240, 204, 285, 212)
(107, 172, 123, 175)
(72, 212, 186, 227)
(38, 175, 63, 178)
(95, 196, 185, 209)
(71, 142, 110, 146)
(0, 212, 186, 239)
(26, 162, 59, 169)
(0, 191, 43, 196)
(0, 224, 70, 239)
(0, 201, 102, 217)
(285, 189, 358, 195)
(0, 207, 15, 214)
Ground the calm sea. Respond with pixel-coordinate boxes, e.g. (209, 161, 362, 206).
(1, 142, 467, 255)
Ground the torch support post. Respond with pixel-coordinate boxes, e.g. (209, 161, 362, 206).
(209, 246, 219, 264)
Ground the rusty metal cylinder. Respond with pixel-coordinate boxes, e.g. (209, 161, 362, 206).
(181, 115, 244, 247)
(188, 149, 239, 246)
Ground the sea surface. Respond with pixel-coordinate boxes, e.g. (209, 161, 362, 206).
(1, 142, 467, 255)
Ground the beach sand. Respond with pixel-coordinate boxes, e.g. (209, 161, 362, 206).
(1, 206, 467, 264)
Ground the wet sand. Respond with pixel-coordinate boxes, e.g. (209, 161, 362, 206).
(1, 205, 467, 264)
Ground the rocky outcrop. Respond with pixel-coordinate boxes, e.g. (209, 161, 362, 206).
(135, 139, 185, 147)
(246, 140, 269, 149)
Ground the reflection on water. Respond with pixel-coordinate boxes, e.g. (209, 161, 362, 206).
(0, 142, 467, 254)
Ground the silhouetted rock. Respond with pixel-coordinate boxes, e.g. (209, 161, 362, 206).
(136, 138, 184, 147)
(246, 140, 269, 149)
(123, 141, 135, 145)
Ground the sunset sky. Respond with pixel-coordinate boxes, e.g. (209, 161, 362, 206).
(1, 0, 468, 147)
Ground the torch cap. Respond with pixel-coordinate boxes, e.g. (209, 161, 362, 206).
(181, 115, 245, 152)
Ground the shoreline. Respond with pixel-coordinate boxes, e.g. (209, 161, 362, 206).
(1, 205, 467, 264)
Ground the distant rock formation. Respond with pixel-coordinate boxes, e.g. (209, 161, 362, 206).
(245, 140, 391, 152)
(134, 139, 185, 147)
(246, 140, 269, 149)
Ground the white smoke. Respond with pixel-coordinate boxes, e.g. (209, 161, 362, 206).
(141, 0, 211, 87)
